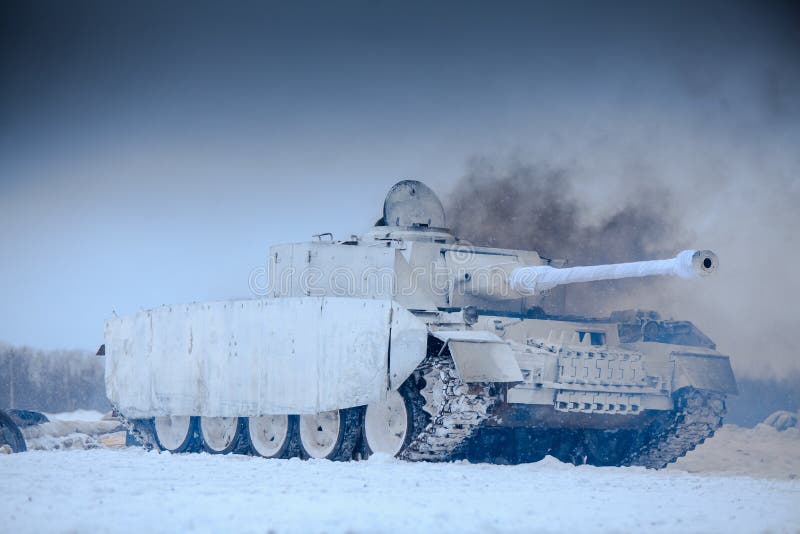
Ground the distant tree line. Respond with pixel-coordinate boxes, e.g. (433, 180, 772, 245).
(0, 343, 110, 413)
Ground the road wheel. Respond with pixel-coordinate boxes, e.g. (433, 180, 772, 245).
(363, 380, 426, 457)
(247, 415, 301, 459)
(199, 416, 242, 454)
(0, 410, 26, 453)
(298, 408, 361, 461)
(154, 415, 198, 453)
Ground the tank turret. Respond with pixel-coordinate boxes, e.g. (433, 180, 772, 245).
(363, 180, 718, 304)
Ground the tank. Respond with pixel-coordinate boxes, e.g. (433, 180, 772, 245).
(103, 180, 736, 467)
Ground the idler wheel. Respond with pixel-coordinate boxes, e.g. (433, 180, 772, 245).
(247, 415, 299, 459)
(298, 408, 361, 461)
(154, 415, 198, 453)
(199, 416, 242, 454)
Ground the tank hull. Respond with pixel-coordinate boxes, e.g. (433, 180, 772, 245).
(106, 298, 734, 467)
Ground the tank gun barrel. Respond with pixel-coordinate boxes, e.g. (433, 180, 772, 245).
(509, 249, 718, 295)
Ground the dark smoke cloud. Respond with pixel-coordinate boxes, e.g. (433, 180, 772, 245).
(446, 158, 689, 315)
(438, 2, 800, 382)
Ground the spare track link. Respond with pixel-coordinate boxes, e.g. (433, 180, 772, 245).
(624, 388, 725, 469)
(401, 353, 498, 462)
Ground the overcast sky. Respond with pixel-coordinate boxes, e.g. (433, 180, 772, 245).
(1, 1, 798, 378)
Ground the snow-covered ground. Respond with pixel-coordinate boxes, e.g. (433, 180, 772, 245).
(670, 424, 800, 480)
(2, 418, 799, 532)
(2, 425, 800, 534)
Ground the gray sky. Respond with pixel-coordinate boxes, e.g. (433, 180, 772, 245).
(1, 1, 798, 378)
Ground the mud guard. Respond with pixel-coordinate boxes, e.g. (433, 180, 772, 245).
(671, 352, 738, 395)
(388, 303, 429, 390)
(431, 331, 523, 383)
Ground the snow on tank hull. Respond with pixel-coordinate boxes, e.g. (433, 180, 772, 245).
(104, 180, 736, 467)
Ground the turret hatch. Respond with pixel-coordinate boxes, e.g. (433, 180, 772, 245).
(383, 180, 446, 228)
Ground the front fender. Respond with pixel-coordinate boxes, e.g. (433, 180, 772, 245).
(431, 330, 524, 383)
(672, 352, 738, 395)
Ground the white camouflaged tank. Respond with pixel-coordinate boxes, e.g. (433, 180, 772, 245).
(104, 180, 736, 466)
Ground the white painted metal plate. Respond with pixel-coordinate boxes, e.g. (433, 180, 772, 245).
(105, 297, 402, 417)
(672, 352, 738, 394)
(448, 341, 523, 383)
(431, 329, 523, 382)
(388, 303, 428, 389)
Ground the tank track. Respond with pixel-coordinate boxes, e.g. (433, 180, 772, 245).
(112, 409, 159, 450)
(624, 388, 725, 469)
(400, 353, 499, 462)
(116, 383, 723, 468)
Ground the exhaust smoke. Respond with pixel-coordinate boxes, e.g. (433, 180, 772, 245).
(447, 159, 689, 316)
